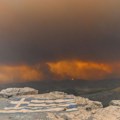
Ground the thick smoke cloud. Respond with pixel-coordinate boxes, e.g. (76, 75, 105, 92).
(0, 0, 120, 65)
(0, 1, 120, 82)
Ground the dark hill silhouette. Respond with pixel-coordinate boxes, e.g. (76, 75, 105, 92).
(0, 79, 120, 106)
(0, 79, 120, 93)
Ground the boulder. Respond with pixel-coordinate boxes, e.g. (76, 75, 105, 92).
(0, 87, 38, 98)
(93, 106, 120, 120)
(85, 101, 103, 111)
(109, 100, 120, 107)
(74, 96, 103, 111)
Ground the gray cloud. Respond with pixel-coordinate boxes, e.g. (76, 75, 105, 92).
(0, 0, 120, 65)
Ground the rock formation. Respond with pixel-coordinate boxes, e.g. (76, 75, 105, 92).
(0, 87, 38, 98)
(0, 87, 119, 120)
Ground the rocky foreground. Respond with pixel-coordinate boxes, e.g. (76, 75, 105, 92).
(0, 87, 120, 120)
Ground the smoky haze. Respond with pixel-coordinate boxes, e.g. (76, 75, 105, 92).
(0, 1, 120, 82)
(0, 0, 120, 64)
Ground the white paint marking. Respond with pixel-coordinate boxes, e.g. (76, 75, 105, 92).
(10, 98, 29, 108)
(31, 99, 74, 104)
(0, 98, 77, 113)
(0, 107, 78, 113)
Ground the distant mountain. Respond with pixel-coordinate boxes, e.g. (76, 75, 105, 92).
(82, 87, 120, 107)
(0, 79, 120, 93)
(0, 79, 120, 106)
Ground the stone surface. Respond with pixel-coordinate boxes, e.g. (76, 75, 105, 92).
(0, 88, 119, 120)
(92, 106, 120, 120)
(110, 100, 120, 107)
(48, 106, 120, 120)
(74, 96, 103, 111)
(0, 113, 51, 120)
(0, 87, 38, 98)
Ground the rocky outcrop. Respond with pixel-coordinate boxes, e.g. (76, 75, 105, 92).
(35, 91, 75, 99)
(38, 92, 120, 120)
(0, 87, 38, 98)
(0, 88, 119, 120)
(48, 105, 120, 120)
(109, 100, 120, 107)
(74, 96, 103, 110)
(30, 92, 103, 110)
(92, 106, 120, 120)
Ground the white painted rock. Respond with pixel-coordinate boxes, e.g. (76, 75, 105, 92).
(0, 87, 38, 98)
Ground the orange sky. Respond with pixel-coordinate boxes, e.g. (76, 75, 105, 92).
(0, 65, 43, 83)
(47, 60, 112, 80)
(0, 60, 120, 83)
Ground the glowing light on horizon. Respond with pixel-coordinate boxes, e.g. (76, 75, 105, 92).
(47, 60, 112, 80)
(0, 65, 43, 83)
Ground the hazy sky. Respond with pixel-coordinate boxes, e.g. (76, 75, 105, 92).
(0, 0, 120, 83)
